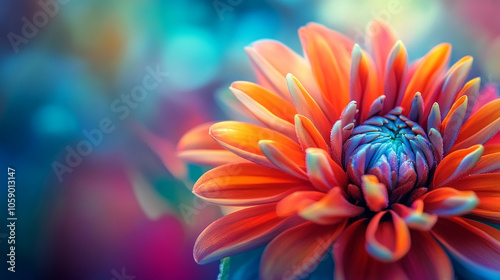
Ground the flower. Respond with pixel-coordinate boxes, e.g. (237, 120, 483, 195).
(178, 21, 500, 280)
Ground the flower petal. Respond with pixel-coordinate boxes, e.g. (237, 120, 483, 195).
(456, 77, 481, 121)
(421, 187, 478, 216)
(361, 175, 389, 212)
(275, 191, 324, 217)
(245, 40, 318, 102)
(259, 140, 308, 179)
(400, 44, 451, 114)
(366, 210, 411, 262)
(437, 56, 473, 117)
(432, 144, 484, 188)
(286, 74, 332, 139)
(260, 220, 346, 280)
(452, 99, 500, 152)
(392, 201, 437, 231)
(431, 217, 500, 279)
(305, 148, 348, 192)
(299, 187, 364, 225)
(382, 41, 408, 114)
(368, 20, 399, 77)
(178, 122, 246, 166)
(334, 219, 409, 280)
(209, 121, 300, 167)
(230, 82, 297, 138)
(193, 163, 313, 206)
(194, 203, 299, 264)
(441, 95, 468, 153)
(294, 114, 329, 151)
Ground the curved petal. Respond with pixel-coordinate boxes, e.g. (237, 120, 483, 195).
(275, 191, 324, 217)
(431, 217, 500, 279)
(230, 82, 297, 138)
(259, 140, 308, 179)
(471, 149, 500, 174)
(400, 44, 451, 114)
(295, 114, 329, 151)
(209, 121, 300, 167)
(432, 144, 484, 188)
(334, 219, 409, 280)
(260, 220, 346, 280)
(437, 56, 473, 117)
(366, 210, 411, 262)
(299, 24, 350, 121)
(452, 99, 500, 152)
(441, 95, 468, 153)
(392, 201, 437, 231)
(245, 40, 319, 102)
(177, 122, 246, 166)
(368, 20, 399, 77)
(299, 187, 364, 225)
(305, 148, 348, 192)
(193, 163, 313, 206)
(382, 41, 408, 114)
(421, 187, 478, 216)
(361, 175, 389, 212)
(193, 203, 298, 264)
(286, 74, 332, 139)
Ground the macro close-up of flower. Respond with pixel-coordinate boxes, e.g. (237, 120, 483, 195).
(178, 21, 500, 279)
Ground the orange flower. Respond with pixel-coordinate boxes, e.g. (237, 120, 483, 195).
(178, 21, 500, 280)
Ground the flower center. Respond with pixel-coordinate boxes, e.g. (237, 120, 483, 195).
(343, 108, 436, 202)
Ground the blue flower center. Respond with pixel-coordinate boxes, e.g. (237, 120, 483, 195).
(343, 108, 436, 202)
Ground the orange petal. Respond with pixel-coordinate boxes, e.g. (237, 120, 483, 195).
(194, 203, 299, 264)
(455, 77, 481, 121)
(193, 163, 313, 206)
(452, 99, 500, 152)
(299, 187, 364, 225)
(260, 220, 346, 280)
(177, 122, 246, 166)
(432, 144, 484, 188)
(350, 44, 382, 122)
(209, 121, 300, 167)
(366, 210, 411, 262)
(245, 40, 318, 102)
(299, 24, 351, 121)
(275, 191, 324, 217)
(392, 201, 437, 231)
(294, 114, 329, 151)
(440, 95, 468, 153)
(306, 148, 348, 192)
(421, 187, 478, 216)
(259, 140, 307, 179)
(368, 20, 399, 77)
(230, 82, 297, 138)
(383, 41, 408, 114)
(334, 219, 408, 280)
(286, 74, 332, 140)
(361, 175, 389, 212)
(431, 217, 500, 278)
(400, 44, 451, 114)
(437, 56, 473, 117)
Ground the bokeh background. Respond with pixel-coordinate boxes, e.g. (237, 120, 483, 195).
(0, 0, 499, 279)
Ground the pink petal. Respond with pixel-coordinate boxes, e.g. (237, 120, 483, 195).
(305, 148, 347, 192)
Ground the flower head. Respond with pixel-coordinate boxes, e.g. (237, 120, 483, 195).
(178, 21, 500, 280)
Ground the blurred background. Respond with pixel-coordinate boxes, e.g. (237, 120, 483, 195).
(0, 0, 499, 279)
